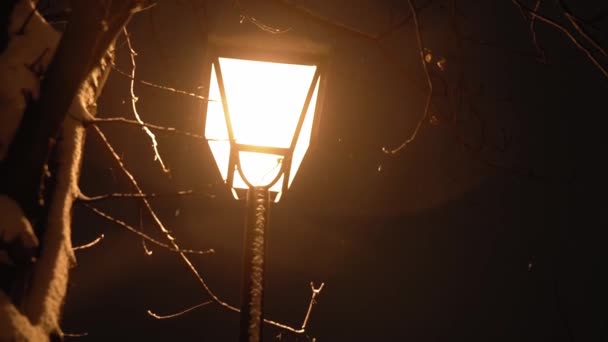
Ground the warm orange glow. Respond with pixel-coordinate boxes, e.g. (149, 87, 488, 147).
(205, 57, 320, 200)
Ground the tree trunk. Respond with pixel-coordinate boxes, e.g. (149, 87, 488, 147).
(0, 0, 144, 340)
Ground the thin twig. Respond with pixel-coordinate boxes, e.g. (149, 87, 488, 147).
(236, 0, 291, 34)
(62, 332, 89, 338)
(561, 7, 608, 57)
(122, 27, 170, 173)
(91, 73, 323, 336)
(90, 125, 243, 315)
(72, 234, 105, 251)
(511, 0, 608, 79)
(146, 281, 325, 335)
(529, 0, 546, 63)
(82, 203, 214, 255)
(383, 1, 434, 155)
(139, 204, 153, 256)
(111, 64, 213, 101)
(77, 190, 214, 203)
(88, 117, 215, 140)
(147, 300, 214, 319)
(300, 282, 325, 331)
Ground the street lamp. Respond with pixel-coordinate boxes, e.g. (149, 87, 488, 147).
(202, 36, 327, 341)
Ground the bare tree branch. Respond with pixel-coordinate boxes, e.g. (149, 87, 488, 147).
(139, 204, 153, 255)
(61, 332, 89, 338)
(82, 203, 214, 255)
(122, 27, 170, 174)
(84, 126, 322, 334)
(87, 117, 211, 140)
(236, 0, 292, 34)
(77, 190, 214, 203)
(110, 64, 212, 101)
(299, 282, 325, 331)
(511, 0, 608, 79)
(89, 125, 322, 334)
(147, 300, 214, 319)
(382, 0, 434, 155)
(72, 234, 104, 251)
(273, 0, 377, 41)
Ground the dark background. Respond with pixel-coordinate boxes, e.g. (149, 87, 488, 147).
(59, 0, 607, 341)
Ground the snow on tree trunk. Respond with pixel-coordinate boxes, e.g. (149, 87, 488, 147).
(1, 0, 143, 340)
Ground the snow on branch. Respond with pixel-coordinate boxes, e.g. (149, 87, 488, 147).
(86, 117, 209, 140)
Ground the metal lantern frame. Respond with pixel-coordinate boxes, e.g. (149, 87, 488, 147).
(202, 40, 328, 202)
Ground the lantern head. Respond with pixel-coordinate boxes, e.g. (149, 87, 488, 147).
(203, 36, 327, 202)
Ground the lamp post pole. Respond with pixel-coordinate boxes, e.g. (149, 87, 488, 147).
(239, 187, 270, 342)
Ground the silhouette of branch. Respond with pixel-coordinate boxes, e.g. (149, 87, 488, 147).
(72, 234, 104, 251)
(529, 0, 546, 63)
(299, 282, 325, 331)
(382, 0, 433, 155)
(274, 0, 376, 41)
(511, 0, 608, 79)
(146, 281, 325, 335)
(274, 0, 433, 42)
(61, 332, 89, 338)
(122, 27, 170, 174)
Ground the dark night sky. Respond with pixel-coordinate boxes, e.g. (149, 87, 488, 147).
(60, 0, 607, 341)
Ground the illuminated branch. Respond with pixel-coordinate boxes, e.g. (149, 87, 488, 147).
(299, 282, 325, 331)
(91, 125, 324, 335)
(77, 190, 214, 203)
(122, 27, 170, 173)
(110, 64, 211, 101)
(529, 0, 546, 63)
(88, 117, 209, 140)
(382, 0, 434, 155)
(72, 234, 104, 251)
(236, 0, 292, 34)
(558, 1, 608, 58)
(82, 203, 214, 255)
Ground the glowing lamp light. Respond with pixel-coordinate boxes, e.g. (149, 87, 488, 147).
(204, 44, 325, 202)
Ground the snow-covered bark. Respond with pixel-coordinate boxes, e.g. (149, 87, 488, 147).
(0, 0, 136, 340)
(0, 0, 59, 161)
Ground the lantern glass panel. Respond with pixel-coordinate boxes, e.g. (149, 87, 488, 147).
(218, 57, 316, 148)
(288, 77, 320, 188)
(205, 64, 230, 181)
